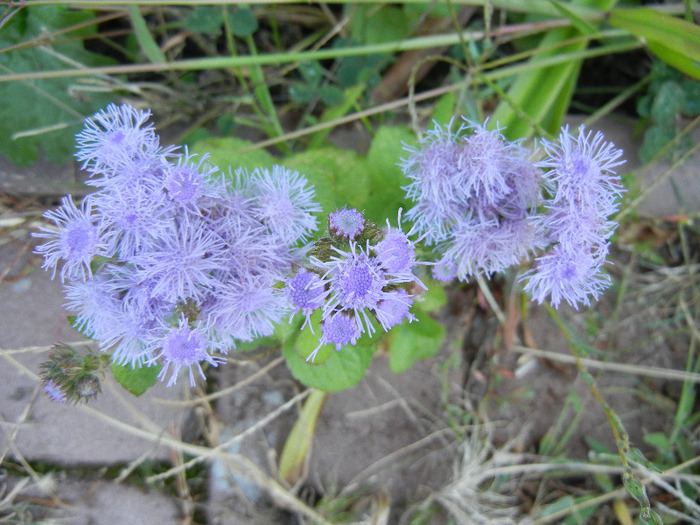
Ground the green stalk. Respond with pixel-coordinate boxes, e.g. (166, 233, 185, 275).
(489, 0, 620, 140)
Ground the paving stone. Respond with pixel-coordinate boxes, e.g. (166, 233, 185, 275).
(0, 269, 189, 465)
(2, 475, 181, 525)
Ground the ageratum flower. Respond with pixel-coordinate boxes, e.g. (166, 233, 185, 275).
(164, 148, 223, 209)
(75, 103, 173, 176)
(33, 195, 108, 282)
(400, 119, 542, 280)
(248, 165, 322, 245)
(521, 125, 625, 308)
(328, 207, 365, 240)
(35, 103, 322, 387)
(288, 208, 424, 363)
(148, 315, 224, 387)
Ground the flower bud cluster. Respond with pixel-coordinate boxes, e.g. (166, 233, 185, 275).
(34, 104, 321, 386)
(39, 343, 110, 404)
(285, 208, 425, 362)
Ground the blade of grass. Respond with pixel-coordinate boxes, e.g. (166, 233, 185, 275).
(128, 5, 166, 64)
(609, 7, 700, 81)
(0, 23, 633, 83)
(489, 0, 618, 140)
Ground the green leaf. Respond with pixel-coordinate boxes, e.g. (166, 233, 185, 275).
(184, 6, 223, 35)
(650, 80, 685, 125)
(111, 362, 161, 397)
(350, 5, 408, 45)
(285, 147, 369, 214)
(642, 432, 671, 454)
(548, 0, 598, 36)
(189, 136, 276, 175)
(282, 314, 375, 391)
(0, 6, 115, 166)
(680, 79, 700, 115)
(229, 6, 258, 37)
(414, 276, 447, 313)
(363, 125, 415, 224)
(639, 124, 677, 163)
(609, 7, 700, 81)
(278, 389, 326, 485)
(431, 93, 457, 126)
(623, 475, 649, 507)
(389, 312, 445, 374)
(129, 5, 166, 63)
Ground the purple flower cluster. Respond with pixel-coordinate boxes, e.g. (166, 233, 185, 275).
(34, 103, 321, 386)
(401, 119, 542, 282)
(285, 209, 425, 363)
(522, 125, 625, 308)
(401, 119, 625, 309)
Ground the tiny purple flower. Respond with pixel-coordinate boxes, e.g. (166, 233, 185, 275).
(131, 216, 226, 303)
(522, 243, 611, 309)
(286, 269, 328, 331)
(328, 207, 365, 240)
(203, 275, 290, 344)
(248, 165, 321, 245)
(75, 103, 167, 174)
(307, 312, 361, 363)
(374, 289, 415, 330)
(432, 256, 457, 282)
(149, 315, 223, 387)
(164, 149, 221, 208)
(33, 195, 107, 282)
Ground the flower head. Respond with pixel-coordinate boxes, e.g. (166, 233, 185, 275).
(248, 165, 321, 245)
(328, 207, 365, 240)
(33, 195, 107, 282)
(43, 379, 67, 403)
(75, 103, 169, 174)
(522, 244, 611, 309)
(164, 149, 222, 208)
(520, 125, 625, 309)
(306, 312, 361, 363)
(286, 269, 328, 331)
(149, 315, 223, 387)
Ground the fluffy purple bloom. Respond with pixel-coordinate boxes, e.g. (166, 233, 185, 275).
(203, 275, 290, 344)
(328, 207, 365, 239)
(522, 244, 611, 308)
(164, 149, 222, 208)
(538, 125, 625, 214)
(401, 119, 542, 280)
(374, 289, 415, 331)
(432, 256, 457, 282)
(443, 216, 536, 280)
(96, 185, 172, 259)
(99, 304, 159, 368)
(131, 216, 226, 303)
(75, 103, 169, 175)
(210, 210, 296, 282)
(248, 165, 321, 245)
(521, 125, 625, 309)
(33, 195, 107, 282)
(36, 103, 327, 386)
(63, 273, 122, 340)
(149, 315, 223, 387)
(293, 209, 426, 361)
(316, 242, 390, 336)
(307, 312, 361, 363)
